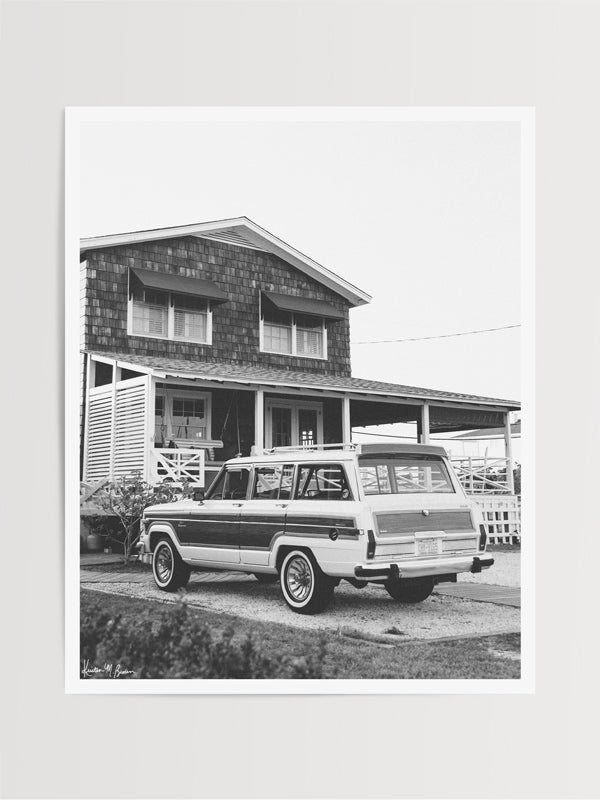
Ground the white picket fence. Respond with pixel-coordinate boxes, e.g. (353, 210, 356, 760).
(471, 495, 521, 544)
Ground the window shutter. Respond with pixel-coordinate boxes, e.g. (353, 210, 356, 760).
(113, 381, 147, 477)
(85, 390, 113, 481)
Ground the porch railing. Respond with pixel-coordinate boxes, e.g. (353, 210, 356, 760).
(150, 448, 206, 486)
(450, 456, 513, 495)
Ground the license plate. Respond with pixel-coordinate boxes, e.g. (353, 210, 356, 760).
(417, 537, 441, 556)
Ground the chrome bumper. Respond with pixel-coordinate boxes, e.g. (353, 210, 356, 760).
(136, 538, 153, 565)
(354, 555, 494, 581)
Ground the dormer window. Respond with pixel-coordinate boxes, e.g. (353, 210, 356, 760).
(260, 291, 345, 360)
(128, 267, 228, 345)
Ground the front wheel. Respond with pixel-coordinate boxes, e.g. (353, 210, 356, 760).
(152, 537, 191, 592)
(384, 576, 434, 603)
(280, 550, 334, 615)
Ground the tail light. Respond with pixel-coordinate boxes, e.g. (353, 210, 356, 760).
(479, 524, 487, 551)
(366, 530, 376, 559)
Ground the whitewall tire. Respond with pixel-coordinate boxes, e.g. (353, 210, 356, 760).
(280, 549, 334, 615)
(152, 536, 191, 592)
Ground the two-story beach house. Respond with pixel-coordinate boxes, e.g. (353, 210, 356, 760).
(80, 218, 521, 540)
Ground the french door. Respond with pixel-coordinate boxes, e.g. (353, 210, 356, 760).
(265, 400, 323, 449)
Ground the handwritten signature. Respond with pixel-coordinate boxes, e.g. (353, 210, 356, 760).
(81, 659, 136, 679)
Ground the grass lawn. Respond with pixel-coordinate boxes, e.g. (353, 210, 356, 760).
(81, 588, 520, 680)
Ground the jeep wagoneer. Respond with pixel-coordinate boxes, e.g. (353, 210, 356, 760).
(139, 443, 493, 614)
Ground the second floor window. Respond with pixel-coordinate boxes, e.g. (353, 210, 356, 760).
(132, 289, 168, 337)
(130, 288, 211, 344)
(261, 309, 326, 359)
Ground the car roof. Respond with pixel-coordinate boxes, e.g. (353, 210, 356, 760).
(225, 442, 448, 466)
(359, 443, 448, 458)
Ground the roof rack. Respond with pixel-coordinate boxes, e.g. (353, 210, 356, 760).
(263, 442, 360, 455)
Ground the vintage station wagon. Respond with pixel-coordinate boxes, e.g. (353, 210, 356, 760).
(139, 443, 494, 614)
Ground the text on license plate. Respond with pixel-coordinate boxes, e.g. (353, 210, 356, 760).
(416, 538, 442, 555)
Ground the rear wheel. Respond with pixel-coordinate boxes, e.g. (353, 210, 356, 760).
(152, 537, 191, 592)
(384, 576, 434, 603)
(280, 550, 335, 615)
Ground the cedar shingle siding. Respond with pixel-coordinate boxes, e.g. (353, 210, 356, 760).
(81, 236, 352, 377)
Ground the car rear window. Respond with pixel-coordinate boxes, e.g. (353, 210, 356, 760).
(359, 455, 454, 494)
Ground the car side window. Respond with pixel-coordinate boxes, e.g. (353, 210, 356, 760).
(251, 464, 295, 500)
(295, 463, 352, 501)
(252, 465, 283, 499)
(208, 467, 250, 500)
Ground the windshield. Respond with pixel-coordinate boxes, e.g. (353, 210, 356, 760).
(359, 455, 455, 495)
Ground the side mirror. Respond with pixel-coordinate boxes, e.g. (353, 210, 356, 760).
(193, 489, 205, 502)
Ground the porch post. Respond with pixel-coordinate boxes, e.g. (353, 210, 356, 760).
(82, 355, 93, 481)
(108, 362, 120, 480)
(504, 411, 515, 494)
(420, 402, 430, 444)
(342, 396, 351, 444)
(254, 387, 264, 454)
(144, 374, 155, 483)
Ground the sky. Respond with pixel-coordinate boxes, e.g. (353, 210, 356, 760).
(80, 116, 521, 413)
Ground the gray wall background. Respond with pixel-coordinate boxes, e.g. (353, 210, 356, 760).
(2, 1, 599, 798)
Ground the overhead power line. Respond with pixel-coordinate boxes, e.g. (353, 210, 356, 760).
(351, 324, 520, 345)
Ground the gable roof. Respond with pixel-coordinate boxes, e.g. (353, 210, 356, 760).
(88, 351, 520, 411)
(80, 216, 372, 307)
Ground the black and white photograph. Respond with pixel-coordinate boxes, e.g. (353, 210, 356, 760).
(67, 107, 532, 691)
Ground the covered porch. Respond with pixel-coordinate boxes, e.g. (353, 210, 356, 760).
(82, 352, 520, 542)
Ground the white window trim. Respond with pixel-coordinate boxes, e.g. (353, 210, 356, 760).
(154, 388, 213, 445)
(264, 399, 323, 449)
(259, 306, 328, 360)
(127, 284, 213, 346)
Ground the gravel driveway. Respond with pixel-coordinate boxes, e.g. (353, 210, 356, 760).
(459, 550, 520, 587)
(85, 576, 520, 643)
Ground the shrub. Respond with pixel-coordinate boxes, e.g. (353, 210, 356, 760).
(81, 596, 328, 679)
(95, 473, 192, 563)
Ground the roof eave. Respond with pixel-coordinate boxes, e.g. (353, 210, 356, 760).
(88, 352, 520, 411)
(80, 216, 372, 307)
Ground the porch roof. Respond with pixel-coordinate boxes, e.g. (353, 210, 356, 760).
(88, 351, 520, 412)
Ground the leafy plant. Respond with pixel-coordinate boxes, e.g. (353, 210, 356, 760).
(80, 596, 329, 679)
(95, 473, 192, 563)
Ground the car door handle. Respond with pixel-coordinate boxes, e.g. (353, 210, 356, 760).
(233, 503, 244, 507)
(275, 503, 288, 508)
